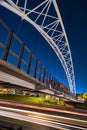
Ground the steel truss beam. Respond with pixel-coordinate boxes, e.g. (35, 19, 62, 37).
(0, 0, 76, 94)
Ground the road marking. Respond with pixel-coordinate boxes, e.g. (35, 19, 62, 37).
(0, 106, 87, 124)
(0, 106, 87, 130)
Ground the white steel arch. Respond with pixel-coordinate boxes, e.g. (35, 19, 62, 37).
(0, 0, 76, 94)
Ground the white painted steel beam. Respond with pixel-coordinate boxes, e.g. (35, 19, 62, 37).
(0, 0, 76, 94)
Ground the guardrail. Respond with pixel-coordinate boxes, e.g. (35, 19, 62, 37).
(0, 19, 72, 96)
(0, 19, 57, 85)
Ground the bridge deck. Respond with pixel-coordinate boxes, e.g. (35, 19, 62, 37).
(0, 59, 56, 95)
(0, 18, 74, 98)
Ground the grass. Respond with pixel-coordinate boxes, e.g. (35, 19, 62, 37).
(0, 94, 64, 106)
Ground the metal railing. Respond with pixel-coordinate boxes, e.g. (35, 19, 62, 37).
(0, 19, 71, 95)
(0, 19, 56, 85)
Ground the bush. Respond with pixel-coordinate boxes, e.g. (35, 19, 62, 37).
(43, 98, 57, 105)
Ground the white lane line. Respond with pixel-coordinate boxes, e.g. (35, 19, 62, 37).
(0, 101, 87, 117)
(27, 115, 87, 130)
(0, 109, 86, 130)
(0, 106, 87, 124)
(0, 110, 68, 130)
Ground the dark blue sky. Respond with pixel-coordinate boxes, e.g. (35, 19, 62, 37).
(0, 0, 87, 93)
(57, 0, 87, 93)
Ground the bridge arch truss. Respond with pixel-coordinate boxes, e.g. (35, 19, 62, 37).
(0, 0, 76, 94)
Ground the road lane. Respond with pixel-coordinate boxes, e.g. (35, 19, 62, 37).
(0, 100, 87, 121)
(0, 106, 87, 130)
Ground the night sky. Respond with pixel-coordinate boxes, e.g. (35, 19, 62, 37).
(0, 0, 87, 94)
(57, 0, 87, 94)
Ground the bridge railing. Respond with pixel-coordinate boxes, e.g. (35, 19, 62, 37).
(0, 19, 59, 88)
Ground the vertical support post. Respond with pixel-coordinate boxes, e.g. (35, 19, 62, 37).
(43, 67, 46, 83)
(44, 69, 46, 83)
(49, 73, 52, 87)
(46, 70, 48, 85)
(51, 75, 54, 88)
(51, 75, 53, 88)
(39, 63, 42, 81)
(17, 43, 24, 69)
(54, 77, 56, 87)
(52, 76, 55, 87)
(27, 51, 32, 74)
(49, 73, 51, 81)
(34, 58, 38, 78)
(3, 30, 13, 61)
(47, 71, 49, 82)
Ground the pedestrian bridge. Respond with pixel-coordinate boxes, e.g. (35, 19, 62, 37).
(0, 19, 74, 99)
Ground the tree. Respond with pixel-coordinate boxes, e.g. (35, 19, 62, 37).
(83, 92, 87, 99)
(83, 92, 87, 104)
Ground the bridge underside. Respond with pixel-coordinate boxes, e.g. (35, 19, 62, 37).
(0, 18, 75, 100)
(0, 60, 75, 101)
(0, 59, 61, 96)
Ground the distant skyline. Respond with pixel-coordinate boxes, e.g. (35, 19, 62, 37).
(0, 0, 87, 93)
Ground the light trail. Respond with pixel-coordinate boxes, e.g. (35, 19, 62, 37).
(0, 106, 87, 130)
(0, 106, 87, 124)
(0, 109, 68, 130)
(0, 101, 87, 117)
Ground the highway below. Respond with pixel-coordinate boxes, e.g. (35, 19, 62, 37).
(0, 101, 87, 130)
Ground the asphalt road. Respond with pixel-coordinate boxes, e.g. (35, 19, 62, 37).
(0, 101, 87, 130)
(0, 116, 57, 130)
